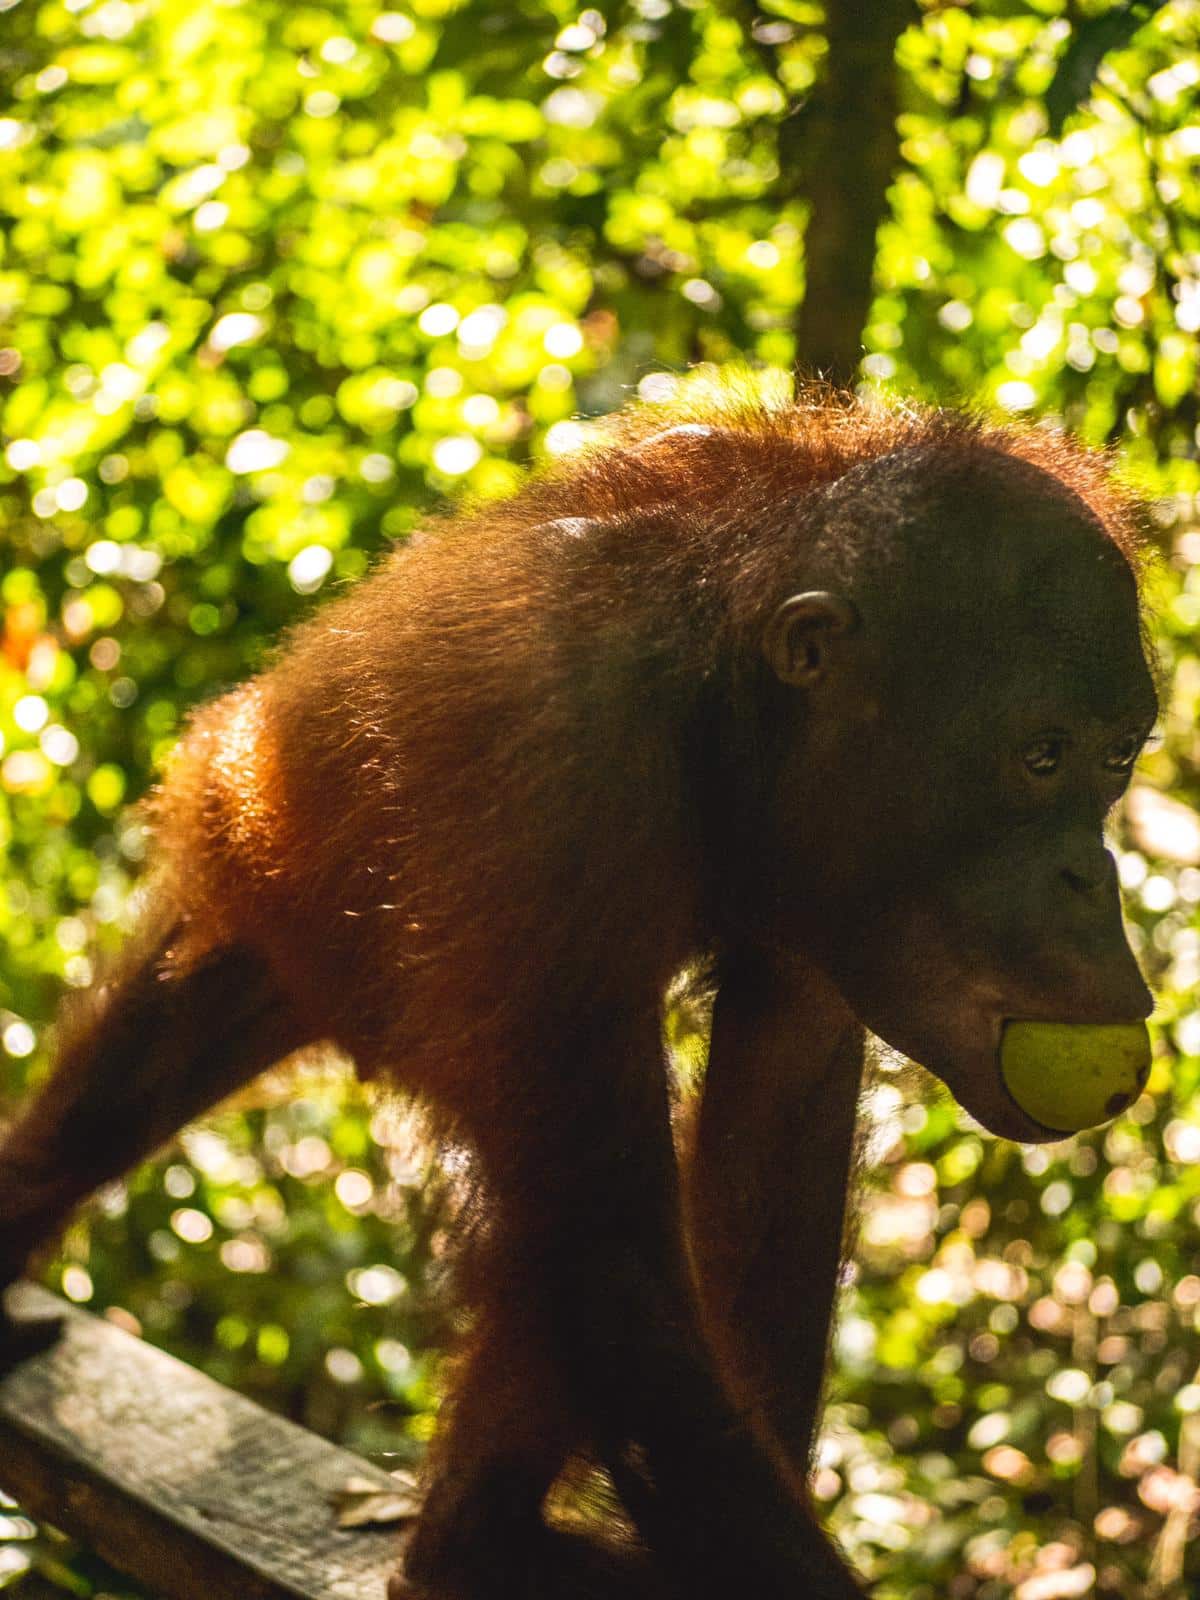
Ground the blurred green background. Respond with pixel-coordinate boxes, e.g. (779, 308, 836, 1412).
(2, 0, 1200, 1595)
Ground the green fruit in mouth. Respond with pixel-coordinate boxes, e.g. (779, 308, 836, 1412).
(1000, 1021, 1152, 1134)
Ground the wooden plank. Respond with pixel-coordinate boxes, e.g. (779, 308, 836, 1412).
(0, 1283, 404, 1600)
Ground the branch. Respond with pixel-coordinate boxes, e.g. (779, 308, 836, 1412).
(1045, 1, 1169, 137)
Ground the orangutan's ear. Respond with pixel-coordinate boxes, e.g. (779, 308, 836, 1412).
(763, 592, 860, 688)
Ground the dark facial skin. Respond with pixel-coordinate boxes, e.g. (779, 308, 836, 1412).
(759, 464, 1156, 1142)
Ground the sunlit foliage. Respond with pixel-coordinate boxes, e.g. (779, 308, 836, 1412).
(2, 0, 1200, 1595)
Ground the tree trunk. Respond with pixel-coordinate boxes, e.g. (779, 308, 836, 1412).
(789, 0, 912, 386)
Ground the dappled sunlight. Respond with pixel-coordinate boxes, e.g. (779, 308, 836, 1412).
(2, 0, 1200, 1593)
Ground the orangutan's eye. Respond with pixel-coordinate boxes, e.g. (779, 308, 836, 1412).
(1103, 732, 1144, 774)
(1023, 737, 1064, 777)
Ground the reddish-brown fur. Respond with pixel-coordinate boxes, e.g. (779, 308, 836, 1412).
(152, 386, 1143, 1098)
(0, 380, 1150, 1600)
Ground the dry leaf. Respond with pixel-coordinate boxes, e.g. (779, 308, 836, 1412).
(333, 1469, 422, 1529)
